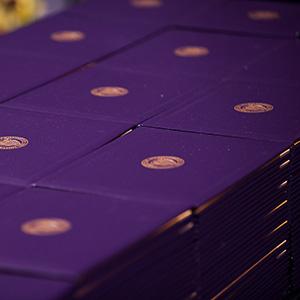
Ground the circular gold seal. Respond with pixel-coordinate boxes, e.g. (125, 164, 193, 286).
(248, 10, 280, 21)
(141, 156, 185, 170)
(234, 102, 274, 113)
(50, 31, 85, 42)
(174, 46, 209, 58)
(21, 218, 72, 236)
(90, 86, 129, 97)
(0, 136, 29, 150)
(130, 0, 162, 8)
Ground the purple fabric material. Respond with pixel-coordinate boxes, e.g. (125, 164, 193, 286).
(4, 66, 218, 123)
(0, 10, 162, 103)
(99, 30, 283, 80)
(69, 0, 299, 38)
(0, 107, 132, 185)
(0, 50, 76, 103)
(230, 40, 300, 87)
(0, 11, 162, 103)
(68, 0, 224, 27)
(179, 0, 300, 38)
(0, 184, 22, 201)
(0, 187, 190, 278)
(38, 127, 287, 206)
(0, 13, 159, 64)
(144, 81, 300, 143)
(0, 274, 71, 300)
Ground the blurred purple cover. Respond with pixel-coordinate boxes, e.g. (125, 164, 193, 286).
(0, 13, 160, 65)
(99, 30, 283, 80)
(179, 0, 300, 38)
(68, 0, 224, 27)
(68, 0, 300, 38)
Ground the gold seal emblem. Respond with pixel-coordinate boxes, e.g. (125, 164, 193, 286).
(90, 86, 129, 97)
(234, 102, 274, 113)
(130, 0, 162, 8)
(174, 46, 209, 57)
(0, 136, 29, 150)
(248, 10, 280, 21)
(21, 218, 71, 236)
(141, 156, 185, 169)
(50, 31, 85, 42)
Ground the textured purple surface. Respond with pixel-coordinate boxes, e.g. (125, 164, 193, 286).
(4, 65, 218, 123)
(0, 10, 164, 103)
(231, 40, 300, 87)
(0, 13, 159, 65)
(0, 184, 22, 201)
(38, 127, 287, 206)
(68, 0, 224, 27)
(0, 187, 190, 278)
(100, 29, 283, 80)
(0, 107, 131, 185)
(69, 0, 300, 38)
(144, 81, 300, 143)
(0, 50, 76, 103)
(179, 0, 300, 37)
(0, 274, 70, 300)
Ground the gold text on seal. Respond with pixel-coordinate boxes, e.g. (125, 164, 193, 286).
(130, 0, 162, 8)
(141, 156, 185, 169)
(234, 102, 274, 113)
(21, 218, 72, 236)
(248, 10, 280, 21)
(174, 46, 209, 57)
(90, 86, 129, 97)
(0, 136, 29, 150)
(51, 31, 85, 42)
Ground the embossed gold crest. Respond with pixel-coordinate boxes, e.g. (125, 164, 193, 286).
(130, 0, 162, 8)
(90, 86, 129, 97)
(51, 31, 85, 42)
(21, 218, 71, 236)
(248, 10, 280, 21)
(174, 46, 209, 57)
(234, 102, 274, 113)
(0, 136, 29, 150)
(141, 156, 185, 169)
